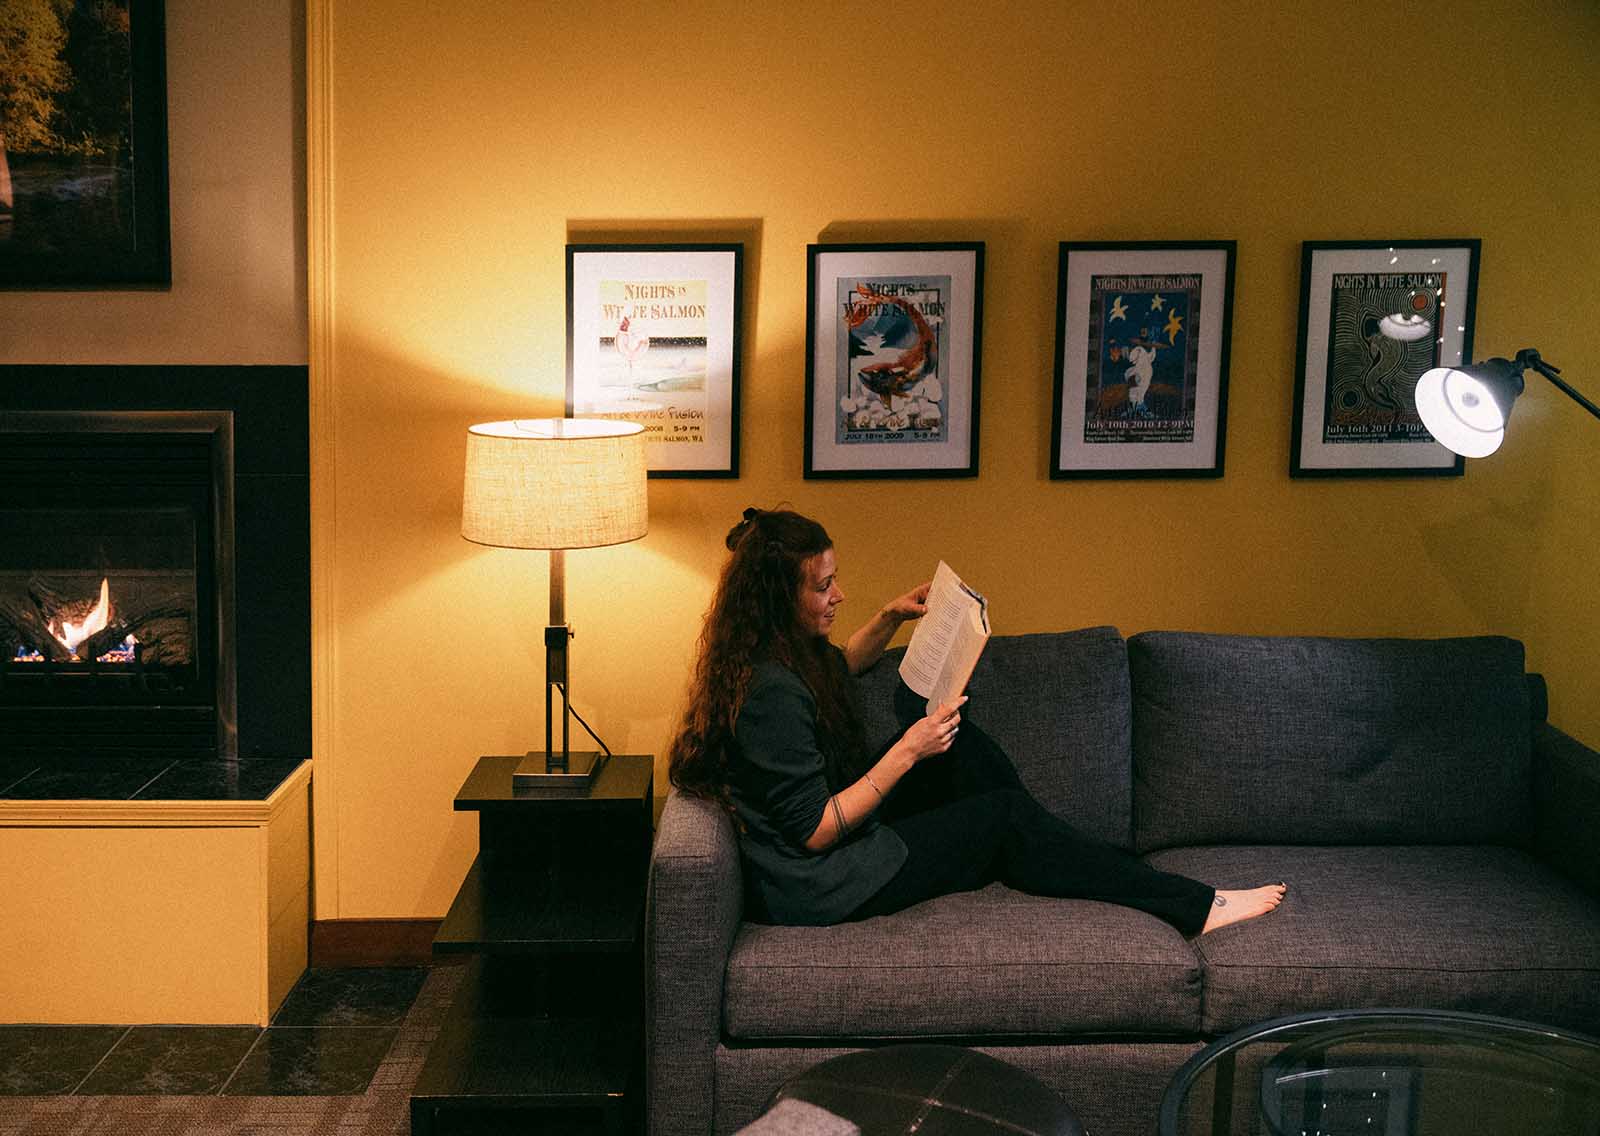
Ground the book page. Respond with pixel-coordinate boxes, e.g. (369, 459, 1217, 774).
(924, 603, 988, 712)
(899, 561, 989, 712)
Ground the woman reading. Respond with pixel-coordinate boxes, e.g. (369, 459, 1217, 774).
(667, 507, 1286, 932)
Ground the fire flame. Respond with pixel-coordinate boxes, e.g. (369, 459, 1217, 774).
(50, 577, 112, 659)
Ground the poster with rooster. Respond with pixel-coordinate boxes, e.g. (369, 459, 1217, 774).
(1052, 242, 1235, 479)
(806, 243, 984, 479)
(567, 244, 743, 478)
(1291, 240, 1478, 477)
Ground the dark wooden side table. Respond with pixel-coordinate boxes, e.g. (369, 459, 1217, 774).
(410, 753, 654, 1136)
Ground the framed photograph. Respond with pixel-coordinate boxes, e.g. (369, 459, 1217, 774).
(1291, 239, 1480, 477)
(0, 0, 171, 288)
(1051, 242, 1235, 478)
(805, 241, 984, 479)
(566, 243, 743, 478)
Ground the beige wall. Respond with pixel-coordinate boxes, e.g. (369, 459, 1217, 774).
(1, 0, 306, 364)
(314, 1, 1600, 919)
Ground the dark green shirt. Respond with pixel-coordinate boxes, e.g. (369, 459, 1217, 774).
(728, 659, 907, 925)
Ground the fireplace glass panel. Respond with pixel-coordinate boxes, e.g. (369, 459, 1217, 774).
(1, 503, 203, 698)
(0, 412, 233, 756)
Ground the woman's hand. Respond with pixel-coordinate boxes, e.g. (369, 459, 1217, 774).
(880, 582, 931, 626)
(898, 697, 967, 763)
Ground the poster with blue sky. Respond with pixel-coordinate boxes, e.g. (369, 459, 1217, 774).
(1084, 273, 1202, 445)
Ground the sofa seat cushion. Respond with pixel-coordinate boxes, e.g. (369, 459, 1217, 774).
(1146, 845, 1600, 1035)
(722, 883, 1201, 1039)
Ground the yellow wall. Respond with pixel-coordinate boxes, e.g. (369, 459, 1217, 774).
(314, 1, 1599, 919)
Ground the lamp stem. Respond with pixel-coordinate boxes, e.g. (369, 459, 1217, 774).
(545, 548, 572, 773)
(1518, 350, 1600, 423)
(549, 547, 565, 626)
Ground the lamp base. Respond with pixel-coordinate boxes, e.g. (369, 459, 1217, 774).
(512, 749, 606, 789)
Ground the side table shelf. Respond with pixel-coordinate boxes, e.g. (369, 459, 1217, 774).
(434, 854, 644, 955)
(411, 754, 654, 1136)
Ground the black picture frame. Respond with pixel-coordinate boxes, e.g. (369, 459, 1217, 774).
(804, 241, 984, 479)
(1290, 239, 1480, 478)
(0, 0, 171, 289)
(1050, 241, 1236, 479)
(565, 242, 743, 479)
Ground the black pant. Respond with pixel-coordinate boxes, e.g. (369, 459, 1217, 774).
(848, 684, 1216, 935)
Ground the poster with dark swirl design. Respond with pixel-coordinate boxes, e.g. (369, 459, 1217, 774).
(1292, 240, 1480, 477)
(1323, 271, 1445, 444)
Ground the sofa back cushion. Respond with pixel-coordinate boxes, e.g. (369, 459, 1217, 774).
(1130, 632, 1533, 851)
(856, 626, 1134, 848)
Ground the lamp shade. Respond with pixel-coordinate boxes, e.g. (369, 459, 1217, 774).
(1414, 361, 1524, 459)
(462, 418, 648, 549)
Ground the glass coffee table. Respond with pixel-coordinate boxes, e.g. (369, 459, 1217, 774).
(1159, 1009, 1600, 1136)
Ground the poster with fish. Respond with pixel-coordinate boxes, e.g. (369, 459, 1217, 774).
(1321, 272, 1445, 444)
(1290, 241, 1477, 476)
(566, 244, 743, 478)
(1083, 273, 1202, 445)
(805, 242, 983, 478)
(834, 275, 950, 446)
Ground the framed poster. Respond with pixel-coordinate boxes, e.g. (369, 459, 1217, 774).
(1051, 241, 1235, 478)
(805, 241, 984, 479)
(0, 0, 171, 288)
(1291, 239, 1480, 477)
(566, 243, 742, 478)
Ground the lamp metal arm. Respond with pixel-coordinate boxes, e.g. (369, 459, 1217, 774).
(1515, 348, 1600, 423)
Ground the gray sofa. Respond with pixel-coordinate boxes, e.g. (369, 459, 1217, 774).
(648, 628, 1600, 1136)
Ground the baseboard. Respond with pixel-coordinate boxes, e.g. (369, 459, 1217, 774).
(309, 918, 448, 967)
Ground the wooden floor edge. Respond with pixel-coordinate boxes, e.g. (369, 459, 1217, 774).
(309, 917, 449, 967)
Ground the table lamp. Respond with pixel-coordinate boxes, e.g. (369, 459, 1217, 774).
(461, 417, 647, 787)
(1414, 348, 1597, 458)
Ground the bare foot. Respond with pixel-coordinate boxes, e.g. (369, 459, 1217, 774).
(1200, 883, 1287, 934)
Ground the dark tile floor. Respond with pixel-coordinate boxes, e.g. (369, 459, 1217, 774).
(0, 967, 428, 1097)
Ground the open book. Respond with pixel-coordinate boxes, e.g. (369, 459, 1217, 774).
(898, 561, 990, 714)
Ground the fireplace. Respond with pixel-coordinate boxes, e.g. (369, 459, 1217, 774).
(0, 374, 312, 1027)
(0, 411, 237, 756)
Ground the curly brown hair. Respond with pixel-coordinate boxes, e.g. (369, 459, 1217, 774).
(667, 508, 866, 806)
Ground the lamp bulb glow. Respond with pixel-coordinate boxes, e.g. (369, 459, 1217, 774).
(1414, 367, 1505, 458)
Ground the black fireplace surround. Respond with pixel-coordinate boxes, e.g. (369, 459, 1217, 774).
(0, 365, 310, 783)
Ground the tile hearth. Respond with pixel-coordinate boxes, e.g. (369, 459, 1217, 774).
(0, 754, 304, 801)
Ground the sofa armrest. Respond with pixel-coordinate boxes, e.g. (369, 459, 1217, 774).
(1532, 722, 1600, 898)
(648, 789, 744, 1136)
